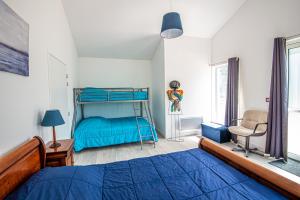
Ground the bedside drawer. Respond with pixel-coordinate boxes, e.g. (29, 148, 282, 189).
(46, 159, 67, 167)
(45, 139, 74, 167)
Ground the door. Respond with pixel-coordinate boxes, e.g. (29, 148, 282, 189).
(48, 54, 69, 140)
(287, 41, 300, 160)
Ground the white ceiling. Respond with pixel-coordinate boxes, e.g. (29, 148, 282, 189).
(62, 0, 246, 60)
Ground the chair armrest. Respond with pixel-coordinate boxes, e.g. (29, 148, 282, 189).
(253, 122, 268, 134)
(230, 119, 243, 126)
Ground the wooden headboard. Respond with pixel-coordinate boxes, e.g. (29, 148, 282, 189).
(0, 136, 46, 199)
(199, 138, 300, 199)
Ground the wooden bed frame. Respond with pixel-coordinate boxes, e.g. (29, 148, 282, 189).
(0, 136, 46, 199)
(199, 138, 300, 199)
(0, 137, 299, 199)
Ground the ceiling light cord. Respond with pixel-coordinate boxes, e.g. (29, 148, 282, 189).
(169, 0, 173, 12)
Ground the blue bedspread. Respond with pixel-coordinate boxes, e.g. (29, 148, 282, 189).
(78, 88, 148, 102)
(74, 117, 158, 152)
(8, 148, 286, 200)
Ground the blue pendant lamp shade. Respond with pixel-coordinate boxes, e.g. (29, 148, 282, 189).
(41, 109, 65, 127)
(161, 12, 183, 39)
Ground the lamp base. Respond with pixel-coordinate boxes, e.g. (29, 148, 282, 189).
(49, 142, 61, 148)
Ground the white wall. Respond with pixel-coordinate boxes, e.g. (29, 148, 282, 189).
(0, 0, 78, 155)
(79, 57, 151, 88)
(151, 40, 166, 136)
(164, 37, 211, 138)
(79, 37, 211, 139)
(211, 0, 300, 150)
(79, 57, 151, 118)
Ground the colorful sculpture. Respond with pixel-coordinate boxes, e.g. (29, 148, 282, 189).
(167, 81, 183, 113)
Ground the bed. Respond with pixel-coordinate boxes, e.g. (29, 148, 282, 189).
(78, 88, 148, 102)
(1, 137, 299, 200)
(72, 87, 157, 151)
(74, 117, 158, 152)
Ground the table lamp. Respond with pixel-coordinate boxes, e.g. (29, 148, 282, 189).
(41, 109, 65, 148)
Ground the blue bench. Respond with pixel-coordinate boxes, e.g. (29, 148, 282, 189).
(201, 122, 231, 143)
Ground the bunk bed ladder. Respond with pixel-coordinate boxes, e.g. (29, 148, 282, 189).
(132, 101, 156, 150)
(133, 102, 143, 150)
(144, 101, 156, 148)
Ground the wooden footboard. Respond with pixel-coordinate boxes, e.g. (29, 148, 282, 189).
(0, 136, 46, 199)
(199, 138, 300, 199)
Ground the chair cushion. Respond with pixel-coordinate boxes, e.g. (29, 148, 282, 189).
(240, 110, 268, 132)
(228, 126, 263, 137)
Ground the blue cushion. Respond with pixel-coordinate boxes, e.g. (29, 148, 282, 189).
(201, 122, 231, 143)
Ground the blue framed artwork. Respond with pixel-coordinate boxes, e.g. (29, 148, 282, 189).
(0, 1, 29, 76)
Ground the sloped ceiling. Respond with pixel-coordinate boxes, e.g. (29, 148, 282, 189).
(62, 0, 246, 59)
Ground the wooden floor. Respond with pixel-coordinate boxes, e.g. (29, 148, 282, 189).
(74, 136, 300, 184)
(74, 136, 199, 165)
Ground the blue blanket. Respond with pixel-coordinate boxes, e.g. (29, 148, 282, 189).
(8, 148, 286, 200)
(78, 88, 148, 102)
(74, 117, 158, 152)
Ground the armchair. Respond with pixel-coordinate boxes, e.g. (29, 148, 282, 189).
(228, 110, 268, 157)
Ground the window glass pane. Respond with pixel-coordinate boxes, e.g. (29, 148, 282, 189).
(288, 47, 300, 109)
(288, 46, 300, 157)
(211, 64, 228, 124)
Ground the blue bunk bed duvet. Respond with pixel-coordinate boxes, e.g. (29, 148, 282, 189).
(74, 117, 158, 152)
(78, 88, 148, 102)
(8, 148, 286, 200)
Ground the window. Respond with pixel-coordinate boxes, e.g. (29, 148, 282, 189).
(287, 39, 300, 159)
(288, 46, 300, 110)
(211, 63, 228, 124)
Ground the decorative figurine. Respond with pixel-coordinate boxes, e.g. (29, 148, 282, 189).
(167, 80, 183, 113)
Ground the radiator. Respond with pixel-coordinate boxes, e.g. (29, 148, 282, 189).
(179, 116, 203, 135)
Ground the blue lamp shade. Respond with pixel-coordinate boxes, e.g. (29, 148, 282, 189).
(161, 12, 183, 39)
(41, 109, 65, 127)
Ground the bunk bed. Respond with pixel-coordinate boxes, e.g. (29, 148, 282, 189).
(71, 87, 158, 152)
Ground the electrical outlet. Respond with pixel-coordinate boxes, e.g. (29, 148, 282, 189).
(265, 97, 270, 102)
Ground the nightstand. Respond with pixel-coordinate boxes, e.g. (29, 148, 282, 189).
(45, 139, 74, 167)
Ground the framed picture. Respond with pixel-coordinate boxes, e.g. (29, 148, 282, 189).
(0, 1, 29, 76)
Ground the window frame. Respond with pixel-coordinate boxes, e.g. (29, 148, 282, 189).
(211, 63, 228, 125)
(287, 39, 300, 111)
(286, 38, 300, 161)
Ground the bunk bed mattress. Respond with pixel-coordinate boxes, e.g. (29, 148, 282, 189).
(78, 90, 148, 102)
(74, 117, 158, 152)
(8, 148, 286, 200)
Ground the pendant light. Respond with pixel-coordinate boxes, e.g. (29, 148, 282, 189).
(160, 0, 183, 39)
